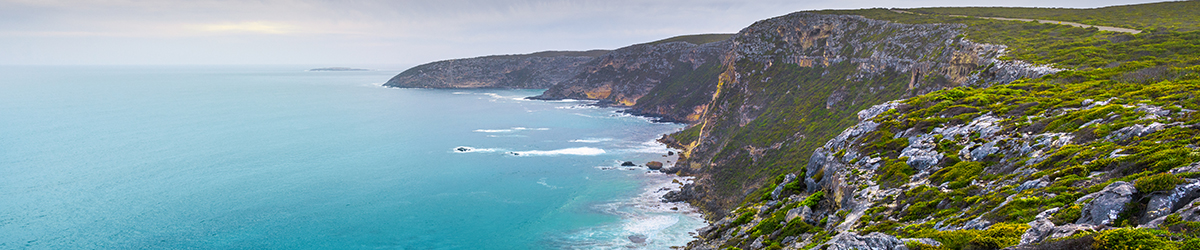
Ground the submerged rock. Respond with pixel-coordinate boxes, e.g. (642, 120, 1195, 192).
(628, 234, 648, 244)
(646, 161, 665, 170)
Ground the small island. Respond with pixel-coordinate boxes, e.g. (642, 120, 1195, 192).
(308, 67, 370, 71)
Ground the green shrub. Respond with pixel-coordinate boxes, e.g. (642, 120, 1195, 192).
(1092, 228, 1174, 250)
(906, 241, 945, 250)
(924, 230, 981, 250)
(731, 211, 755, 226)
(783, 178, 805, 194)
(1183, 238, 1200, 250)
(801, 191, 825, 208)
(979, 223, 1031, 247)
(778, 218, 818, 238)
(931, 161, 985, 189)
(1136, 173, 1184, 193)
(1052, 204, 1083, 225)
(915, 223, 1029, 250)
(862, 220, 904, 235)
(903, 201, 938, 222)
(877, 158, 915, 188)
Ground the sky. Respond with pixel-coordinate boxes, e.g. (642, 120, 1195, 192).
(0, 0, 1166, 67)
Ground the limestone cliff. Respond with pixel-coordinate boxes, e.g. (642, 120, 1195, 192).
(530, 40, 731, 123)
(662, 12, 1054, 221)
(383, 50, 607, 89)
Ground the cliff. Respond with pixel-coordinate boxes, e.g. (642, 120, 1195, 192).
(660, 12, 1054, 221)
(530, 39, 731, 123)
(691, 63, 1200, 250)
(382, 50, 608, 89)
(682, 4, 1200, 250)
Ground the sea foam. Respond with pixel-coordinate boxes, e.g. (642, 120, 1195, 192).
(474, 127, 551, 133)
(569, 138, 614, 143)
(508, 147, 605, 156)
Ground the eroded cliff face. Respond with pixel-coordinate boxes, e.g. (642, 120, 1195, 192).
(383, 50, 607, 89)
(530, 40, 731, 123)
(663, 12, 1056, 221)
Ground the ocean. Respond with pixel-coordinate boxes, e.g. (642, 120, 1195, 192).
(0, 65, 706, 249)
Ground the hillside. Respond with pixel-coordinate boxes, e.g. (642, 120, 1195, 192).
(645, 34, 736, 46)
(905, 1, 1200, 32)
(382, 50, 607, 89)
(689, 5, 1200, 250)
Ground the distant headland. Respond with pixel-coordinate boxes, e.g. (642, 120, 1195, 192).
(308, 67, 370, 71)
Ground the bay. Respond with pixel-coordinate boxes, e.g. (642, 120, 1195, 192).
(0, 65, 704, 249)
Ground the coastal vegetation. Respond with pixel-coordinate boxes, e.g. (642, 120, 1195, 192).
(907, 1, 1200, 32)
(689, 2, 1200, 249)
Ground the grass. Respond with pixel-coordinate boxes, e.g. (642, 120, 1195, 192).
(644, 33, 736, 46)
(906, 1, 1200, 32)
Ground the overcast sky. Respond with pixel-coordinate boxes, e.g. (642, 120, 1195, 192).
(0, 0, 1164, 67)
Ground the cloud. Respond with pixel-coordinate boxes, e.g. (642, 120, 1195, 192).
(0, 0, 1168, 65)
(197, 22, 295, 34)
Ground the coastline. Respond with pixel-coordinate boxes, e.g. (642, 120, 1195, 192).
(374, 86, 710, 248)
(589, 108, 709, 249)
(548, 98, 709, 249)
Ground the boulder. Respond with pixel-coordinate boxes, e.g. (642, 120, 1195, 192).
(969, 141, 1000, 161)
(786, 206, 813, 223)
(646, 161, 665, 170)
(1077, 181, 1136, 226)
(621, 161, 636, 166)
(1020, 208, 1058, 244)
(1170, 162, 1200, 174)
(818, 232, 908, 250)
(1107, 122, 1165, 141)
(1143, 181, 1200, 224)
(771, 173, 797, 200)
(1022, 207, 1098, 244)
(1173, 197, 1200, 222)
(662, 183, 695, 202)
(899, 134, 941, 170)
(1014, 178, 1048, 192)
(857, 101, 901, 121)
(748, 236, 765, 249)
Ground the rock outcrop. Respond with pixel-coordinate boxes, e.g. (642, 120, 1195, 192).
(531, 39, 730, 123)
(817, 232, 908, 250)
(671, 11, 1056, 221)
(1077, 181, 1136, 226)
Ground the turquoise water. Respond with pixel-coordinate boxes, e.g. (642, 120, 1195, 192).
(0, 66, 705, 249)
